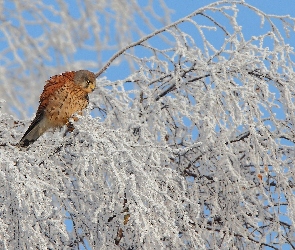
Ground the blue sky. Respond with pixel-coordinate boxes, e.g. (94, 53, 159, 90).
(100, 0, 295, 81)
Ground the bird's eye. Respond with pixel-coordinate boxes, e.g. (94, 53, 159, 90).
(86, 80, 91, 85)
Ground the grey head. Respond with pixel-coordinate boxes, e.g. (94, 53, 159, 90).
(74, 70, 96, 93)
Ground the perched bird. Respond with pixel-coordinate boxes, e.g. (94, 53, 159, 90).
(18, 70, 96, 147)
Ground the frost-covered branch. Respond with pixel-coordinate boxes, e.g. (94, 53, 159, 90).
(1, 1, 295, 249)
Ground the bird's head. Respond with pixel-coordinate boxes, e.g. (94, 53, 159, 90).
(74, 70, 96, 93)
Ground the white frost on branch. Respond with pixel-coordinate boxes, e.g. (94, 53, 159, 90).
(1, 0, 295, 249)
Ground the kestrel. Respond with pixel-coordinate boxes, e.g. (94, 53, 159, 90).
(18, 70, 96, 147)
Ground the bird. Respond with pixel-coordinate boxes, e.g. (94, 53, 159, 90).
(18, 70, 96, 147)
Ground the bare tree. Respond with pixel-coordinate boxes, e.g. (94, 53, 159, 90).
(1, 1, 295, 249)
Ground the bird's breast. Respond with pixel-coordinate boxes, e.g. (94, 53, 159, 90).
(45, 84, 88, 127)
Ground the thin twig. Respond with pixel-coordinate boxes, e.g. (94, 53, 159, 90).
(95, 11, 205, 78)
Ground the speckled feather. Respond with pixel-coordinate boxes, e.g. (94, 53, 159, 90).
(18, 70, 96, 147)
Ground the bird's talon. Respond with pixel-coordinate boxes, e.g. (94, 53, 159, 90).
(66, 122, 75, 132)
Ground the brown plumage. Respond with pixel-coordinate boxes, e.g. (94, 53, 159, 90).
(18, 70, 96, 147)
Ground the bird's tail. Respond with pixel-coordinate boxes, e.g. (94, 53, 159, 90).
(18, 112, 48, 147)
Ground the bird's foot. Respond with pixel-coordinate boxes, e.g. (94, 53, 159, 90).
(63, 122, 75, 137)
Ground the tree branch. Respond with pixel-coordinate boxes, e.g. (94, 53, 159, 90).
(94, 7, 214, 78)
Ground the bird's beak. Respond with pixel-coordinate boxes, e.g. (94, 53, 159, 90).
(85, 83, 96, 93)
(90, 83, 96, 92)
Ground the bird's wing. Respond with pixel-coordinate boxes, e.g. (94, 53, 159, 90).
(37, 71, 75, 115)
(18, 71, 75, 147)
